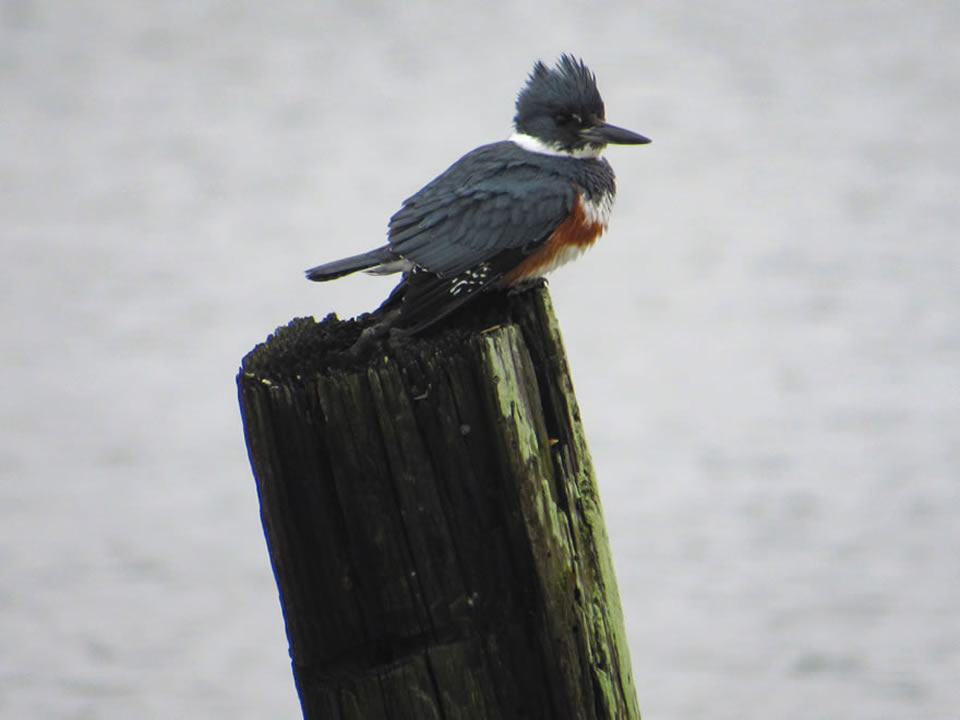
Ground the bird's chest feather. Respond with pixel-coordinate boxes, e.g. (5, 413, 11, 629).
(504, 190, 614, 284)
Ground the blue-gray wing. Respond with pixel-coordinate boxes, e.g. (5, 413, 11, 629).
(388, 143, 576, 278)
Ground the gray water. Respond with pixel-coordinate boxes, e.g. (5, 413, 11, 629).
(2, 2, 958, 718)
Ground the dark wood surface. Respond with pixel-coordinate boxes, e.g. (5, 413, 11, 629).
(237, 286, 640, 719)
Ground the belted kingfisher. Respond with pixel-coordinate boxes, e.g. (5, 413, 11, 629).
(306, 54, 650, 336)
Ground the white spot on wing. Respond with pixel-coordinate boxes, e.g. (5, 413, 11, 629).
(449, 264, 492, 296)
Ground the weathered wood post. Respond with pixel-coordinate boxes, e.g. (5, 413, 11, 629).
(237, 286, 640, 719)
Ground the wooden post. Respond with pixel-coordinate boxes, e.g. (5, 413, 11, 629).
(237, 286, 640, 720)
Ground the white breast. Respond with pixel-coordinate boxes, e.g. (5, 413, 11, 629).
(534, 243, 593, 277)
(582, 190, 615, 230)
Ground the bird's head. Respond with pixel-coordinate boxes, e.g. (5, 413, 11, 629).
(513, 54, 650, 158)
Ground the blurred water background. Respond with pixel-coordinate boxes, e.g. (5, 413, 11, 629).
(2, 1, 958, 718)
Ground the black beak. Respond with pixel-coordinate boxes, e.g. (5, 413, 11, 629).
(581, 121, 651, 146)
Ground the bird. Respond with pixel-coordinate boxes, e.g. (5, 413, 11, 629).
(305, 54, 650, 337)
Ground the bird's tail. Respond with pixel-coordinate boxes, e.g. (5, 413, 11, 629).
(304, 245, 396, 282)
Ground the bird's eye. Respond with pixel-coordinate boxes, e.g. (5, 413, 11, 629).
(554, 112, 584, 127)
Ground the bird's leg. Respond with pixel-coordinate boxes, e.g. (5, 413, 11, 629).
(506, 276, 548, 295)
(344, 308, 401, 360)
